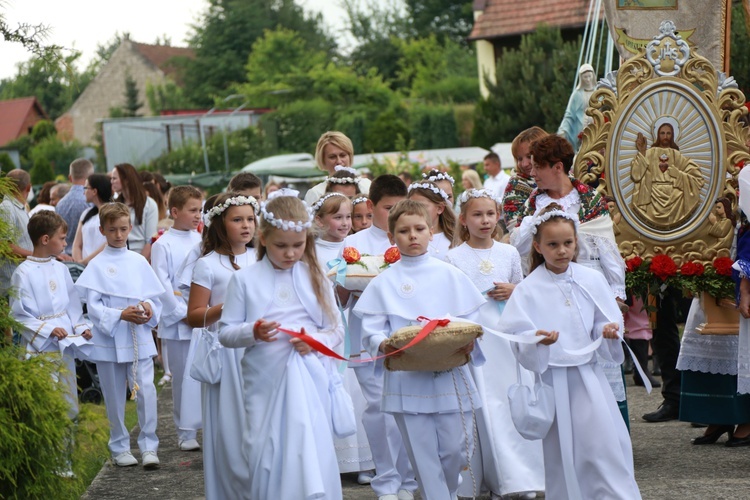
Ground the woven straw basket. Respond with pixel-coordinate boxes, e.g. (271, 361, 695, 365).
(384, 321, 483, 372)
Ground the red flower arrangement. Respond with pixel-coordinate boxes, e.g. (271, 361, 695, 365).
(649, 254, 677, 281)
(625, 255, 735, 301)
(384, 246, 401, 264)
(625, 256, 643, 273)
(714, 257, 734, 277)
(680, 261, 705, 277)
(343, 247, 361, 264)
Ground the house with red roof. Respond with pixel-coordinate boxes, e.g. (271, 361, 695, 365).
(0, 97, 49, 147)
(56, 37, 194, 144)
(469, 0, 597, 97)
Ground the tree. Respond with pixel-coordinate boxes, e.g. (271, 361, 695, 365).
(122, 74, 143, 117)
(179, 0, 336, 106)
(405, 0, 474, 45)
(730, 3, 750, 96)
(472, 25, 581, 146)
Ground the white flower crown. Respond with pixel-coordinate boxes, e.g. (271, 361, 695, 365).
(351, 196, 369, 207)
(260, 189, 313, 232)
(326, 176, 360, 185)
(458, 188, 501, 206)
(408, 182, 449, 202)
(530, 209, 579, 235)
(334, 165, 358, 175)
(422, 171, 455, 185)
(311, 192, 349, 214)
(203, 195, 260, 227)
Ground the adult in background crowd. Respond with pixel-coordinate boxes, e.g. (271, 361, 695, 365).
(502, 126, 547, 237)
(29, 181, 57, 216)
(50, 183, 70, 207)
(304, 131, 371, 205)
(0, 170, 34, 297)
(111, 163, 159, 260)
(56, 158, 94, 256)
(482, 152, 510, 200)
(72, 173, 112, 265)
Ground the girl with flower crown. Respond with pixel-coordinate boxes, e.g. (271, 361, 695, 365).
(422, 169, 455, 205)
(185, 192, 259, 499)
(325, 167, 362, 198)
(446, 189, 544, 499)
(219, 190, 345, 499)
(351, 195, 373, 233)
(407, 180, 456, 260)
(500, 204, 641, 500)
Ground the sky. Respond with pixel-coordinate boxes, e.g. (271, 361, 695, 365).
(0, 0, 348, 80)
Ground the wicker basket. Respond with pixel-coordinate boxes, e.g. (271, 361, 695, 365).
(385, 321, 483, 372)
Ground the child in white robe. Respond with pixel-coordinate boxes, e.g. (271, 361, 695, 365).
(407, 180, 455, 260)
(351, 195, 374, 233)
(354, 199, 487, 500)
(219, 190, 345, 499)
(446, 189, 544, 499)
(151, 186, 203, 452)
(10, 211, 92, 477)
(185, 192, 258, 500)
(499, 204, 641, 499)
(343, 175, 416, 500)
(75, 202, 164, 469)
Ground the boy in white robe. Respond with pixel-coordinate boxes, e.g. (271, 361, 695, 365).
(75, 202, 164, 469)
(151, 186, 203, 452)
(354, 199, 487, 500)
(343, 175, 417, 500)
(10, 211, 92, 477)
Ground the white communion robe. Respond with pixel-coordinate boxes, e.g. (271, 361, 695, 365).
(316, 238, 375, 474)
(152, 228, 202, 443)
(343, 224, 416, 497)
(499, 263, 641, 500)
(219, 257, 345, 500)
(10, 256, 92, 420)
(75, 246, 164, 455)
(445, 242, 545, 497)
(191, 250, 253, 500)
(354, 252, 487, 500)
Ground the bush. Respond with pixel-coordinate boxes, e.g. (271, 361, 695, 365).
(28, 136, 84, 178)
(30, 157, 55, 185)
(409, 105, 459, 150)
(30, 120, 57, 143)
(262, 99, 336, 154)
(0, 152, 16, 173)
(363, 105, 410, 153)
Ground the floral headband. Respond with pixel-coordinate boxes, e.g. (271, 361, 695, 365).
(260, 189, 313, 232)
(351, 196, 369, 207)
(310, 192, 349, 214)
(204, 195, 260, 227)
(530, 209, 579, 235)
(458, 188, 501, 206)
(408, 182, 450, 203)
(327, 165, 360, 184)
(422, 171, 455, 185)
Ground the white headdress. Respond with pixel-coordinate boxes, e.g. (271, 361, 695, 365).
(530, 209, 579, 235)
(203, 195, 260, 227)
(458, 188, 501, 206)
(408, 182, 450, 203)
(327, 165, 360, 184)
(260, 189, 313, 232)
(310, 192, 349, 214)
(351, 196, 369, 207)
(422, 170, 455, 185)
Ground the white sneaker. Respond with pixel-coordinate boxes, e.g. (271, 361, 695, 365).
(378, 496, 398, 500)
(112, 451, 138, 467)
(397, 490, 415, 500)
(179, 438, 201, 451)
(158, 374, 172, 386)
(142, 451, 160, 469)
(357, 470, 375, 484)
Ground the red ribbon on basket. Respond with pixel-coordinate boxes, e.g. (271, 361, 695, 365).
(277, 316, 450, 363)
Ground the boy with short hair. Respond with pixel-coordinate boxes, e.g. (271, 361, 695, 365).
(10, 211, 92, 477)
(354, 200, 486, 500)
(343, 174, 416, 500)
(76, 202, 165, 469)
(151, 186, 203, 452)
(227, 172, 262, 199)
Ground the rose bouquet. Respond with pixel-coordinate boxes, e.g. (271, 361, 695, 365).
(328, 246, 401, 291)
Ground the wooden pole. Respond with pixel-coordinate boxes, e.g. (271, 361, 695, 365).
(724, 0, 733, 74)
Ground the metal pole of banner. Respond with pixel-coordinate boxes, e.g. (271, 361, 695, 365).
(574, 0, 596, 94)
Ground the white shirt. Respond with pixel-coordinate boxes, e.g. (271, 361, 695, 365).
(484, 171, 510, 200)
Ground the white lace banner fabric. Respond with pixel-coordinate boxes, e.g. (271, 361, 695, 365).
(677, 299, 739, 376)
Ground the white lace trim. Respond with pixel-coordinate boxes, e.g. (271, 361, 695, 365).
(677, 299, 740, 375)
(537, 189, 580, 213)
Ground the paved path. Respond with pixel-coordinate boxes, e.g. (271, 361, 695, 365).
(83, 378, 750, 499)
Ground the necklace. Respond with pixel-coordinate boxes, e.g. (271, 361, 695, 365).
(547, 267, 572, 307)
(468, 243, 494, 275)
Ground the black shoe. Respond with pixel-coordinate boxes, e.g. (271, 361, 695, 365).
(642, 403, 679, 422)
(692, 425, 734, 445)
(725, 434, 750, 447)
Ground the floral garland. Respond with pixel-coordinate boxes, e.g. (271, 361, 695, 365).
(458, 188, 501, 206)
(530, 210, 579, 234)
(260, 189, 313, 232)
(204, 195, 260, 227)
(408, 182, 449, 202)
(625, 254, 735, 301)
(310, 192, 349, 214)
(351, 196, 369, 207)
(326, 165, 360, 184)
(422, 171, 455, 185)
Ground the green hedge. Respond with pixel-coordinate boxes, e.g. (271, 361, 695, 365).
(409, 105, 459, 150)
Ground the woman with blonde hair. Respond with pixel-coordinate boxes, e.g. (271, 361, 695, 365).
(304, 131, 371, 205)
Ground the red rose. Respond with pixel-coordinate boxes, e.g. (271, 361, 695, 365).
(384, 246, 401, 264)
(713, 257, 734, 277)
(650, 254, 677, 281)
(625, 256, 643, 273)
(343, 247, 361, 264)
(680, 261, 704, 276)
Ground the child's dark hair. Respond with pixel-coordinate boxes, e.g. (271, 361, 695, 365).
(81, 173, 113, 226)
(28, 211, 68, 246)
(407, 181, 456, 244)
(529, 135, 575, 175)
(201, 192, 254, 270)
(387, 199, 431, 235)
(369, 174, 407, 206)
(529, 203, 578, 272)
(228, 172, 262, 193)
(324, 170, 361, 194)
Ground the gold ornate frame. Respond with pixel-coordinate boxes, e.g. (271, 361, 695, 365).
(575, 21, 750, 265)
